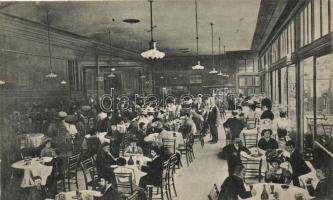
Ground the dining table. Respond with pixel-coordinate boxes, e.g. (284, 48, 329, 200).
(11, 157, 53, 188)
(243, 183, 313, 200)
(112, 155, 152, 185)
(17, 133, 45, 149)
(55, 190, 102, 200)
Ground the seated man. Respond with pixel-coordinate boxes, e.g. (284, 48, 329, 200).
(138, 146, 163, 189)
(306, 167, 331, 199)
(218, 164, 256, 200)
(223, 111, 246, 141)
(96, 178, 121, 200)
(258, 129, 279, 150)
(124, 138, 143, 157)
(96, 143, 117, 183)
(222, 137, 251, 175)
(265, 157, 291, 184)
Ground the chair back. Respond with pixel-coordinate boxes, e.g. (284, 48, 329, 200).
(67, 154, 80, 172)
(80, 157, 97, 190)
(322, 124, 333, 137)
(169, 154, 177, 175)
(242, 159, 262, 183)
(162, 138, 176, 155)
(243, 133, 258, 148)
(114, 172, 134, 197)
(161, 159, 170, 187)
(246, 118, 257, 129)
(208, 184, 219, 200)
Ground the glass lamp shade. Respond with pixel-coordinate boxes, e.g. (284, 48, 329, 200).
(141, 42, 165, 59)
(209, 68, 218, 74)
(0, 80, 5, 85)
(192, 61, 205, 70)
(60, 80, 67, 84)
(45, 72, 58, 78)
(217, 71, 223, 76)
(108, 73, 116, 78)
(223, 73, 229, 78)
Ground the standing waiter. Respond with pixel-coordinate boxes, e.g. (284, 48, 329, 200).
(208, 98, 219, 144)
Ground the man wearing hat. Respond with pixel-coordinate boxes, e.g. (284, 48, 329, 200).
(124, 137, 143, 157)
(258, 129, 278, 150)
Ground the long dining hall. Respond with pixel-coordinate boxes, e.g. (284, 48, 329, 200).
(0, 0, 333, 200)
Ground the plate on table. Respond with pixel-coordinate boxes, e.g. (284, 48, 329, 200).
(250, 153, 263, 157)
(111, 165, 118, 168)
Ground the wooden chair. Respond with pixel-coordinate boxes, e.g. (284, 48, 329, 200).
(246, 118, 257, 129)
(80, 157, 98, 190)
(208, 184, 219, 200)
(178, 135, 191, 167)
(114, 172, 139, 200)
(168, 154, 178, 198)
(242, 159, 262, 184)
(322, 124, 333, 140)
(146, 160, 170, 200)
(64, 153, 80, 191)
(243, 133, 259, 148)
(162, 138, 176, 155)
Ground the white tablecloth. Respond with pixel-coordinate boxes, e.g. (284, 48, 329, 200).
(243, 183, 313, 200)
(18, 133, 45, 149)
(117, 123, 130, 133)
(55, 190, 102, 200)
(11, 157, 53, 187)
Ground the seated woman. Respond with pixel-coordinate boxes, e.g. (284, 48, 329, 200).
(44, 149, 64, 196)
(40, 138, 55, 157)
(265, 157, 291, 184)
(96, 143, 117, 183)
(124, 138, 143, 157)
(138, 146, 163, 189)
(306, 167, 331, 199)
(258, 129, 279, 150)
(276, 111, 289, 140)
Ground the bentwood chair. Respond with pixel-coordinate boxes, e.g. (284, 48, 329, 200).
(146, 160, 170, 200)
(162, 138, 176, 156)
(168, 154, 178, 198)
(64, 153, 80, 191)
(178, 135, 191, 167)
(80, 157, 98, 190)
(243, 133, 259, 148)
(114, 172, 139, 200)
(208, 184, 219, 200)
(242, 159, 263, 184)
(246, 118, 257, 129)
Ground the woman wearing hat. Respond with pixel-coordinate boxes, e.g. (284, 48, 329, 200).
(40, 138, 55, 157)
(265, 157, 292, 184)
(258, 129, 279, 150)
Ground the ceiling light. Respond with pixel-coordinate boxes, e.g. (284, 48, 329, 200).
(108, 73, 116, 78)
(141, 0, 165, 59)
(160, 76, 164, 79)
(141, 42, 165, 59)
(45, 72, 58, 78)
(123, 19, 140, 24)
(0, 80, 6, 85)
(192, 0, 204, 70)
(209, 68, 218, 74)
(60, 80, 67, 84)
(44, 9, 57, 79)
(192, 61, 204, 70)
(217, 71, 223, 76)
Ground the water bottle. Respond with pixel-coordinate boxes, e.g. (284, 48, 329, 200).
(261, 184, 269, 200)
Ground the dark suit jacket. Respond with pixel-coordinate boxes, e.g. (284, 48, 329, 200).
(218, 175, 252, 200)
(27, 187, 47, 200)
(261, 98, 272, 109)
(260, 110, 274, 121)
(222, 144, 250, 169)
(258, 138, 279, 150)
(98, 185, 121, 200)
(287, 150, 310, 177)
(223, 117, 246, 139)
(96, 149, 117, 181)
(207, 106, 218, 126)
(307, 178, 331, 199)
(97, 118, 109, 132)
(141, 156, 162, 186)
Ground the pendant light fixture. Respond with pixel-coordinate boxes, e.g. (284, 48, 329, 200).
(217, 37, 223, 76)
(222, 45, 229, 78)
(192, 0, 204, 70)
(141, 0, 165, 59)
(0, 80, 5, 85)
(45, 9, 57, 78)
(209, 23, 218, 74)
(107, 28, 116, 78)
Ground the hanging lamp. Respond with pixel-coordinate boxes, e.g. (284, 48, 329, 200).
(209, 23, 218, 74)
(217, 37, 223, 76)
(106, 28, 116, 78)
(192, 0, 204, 70)
(45, 9, 57, 78)
(141, 0, 165, 59)
(222, 45, 229, 77)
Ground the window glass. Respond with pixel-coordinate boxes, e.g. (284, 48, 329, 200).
(315, 53, 333, 153)
(246, 59, 254, 72)
(254, 59, 258, 72)
(322, 0, 330, 35)
(281, 67, 288, 106)
(301, 10, 304, 47)
(246, 77, 253, 86)
(239, 77, 246, 87)
(288, 65, 297, 134)
(314, 0, 321, 39)
(238, 60, 246, 73)
(304, 5, 308, 45)
(291, 20, 295, 52)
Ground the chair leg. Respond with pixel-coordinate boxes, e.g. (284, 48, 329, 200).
(67, 177, 71, 191)
(191, 149, 195, 159)
(172, 178, 177, 197)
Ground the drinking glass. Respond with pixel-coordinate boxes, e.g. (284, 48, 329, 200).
(270, 185, 275, 194)
(249, 184, 253, 190)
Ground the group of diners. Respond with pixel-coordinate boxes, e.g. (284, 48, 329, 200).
(216, 94, 332, 200)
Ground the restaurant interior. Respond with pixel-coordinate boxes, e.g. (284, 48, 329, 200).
(0, 0, 333, 200)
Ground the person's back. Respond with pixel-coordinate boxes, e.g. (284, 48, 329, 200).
(223, 116, 245, 139)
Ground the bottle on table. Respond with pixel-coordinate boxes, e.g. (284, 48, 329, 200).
(261, 184, 269, 200)
(128, 155, 134, 165)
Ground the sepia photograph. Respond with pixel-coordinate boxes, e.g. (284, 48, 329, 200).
(0, 0, 332, 199)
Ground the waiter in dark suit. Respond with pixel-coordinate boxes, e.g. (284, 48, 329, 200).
(284, 140, 311, 186)
(96, 143, 117, 184)
(208, 99, 219, 144)
(222, 138, 251, 175)
(218, 164, 256, 200)
(139, 146, 163, 189)
(223, 111, 246, 141)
